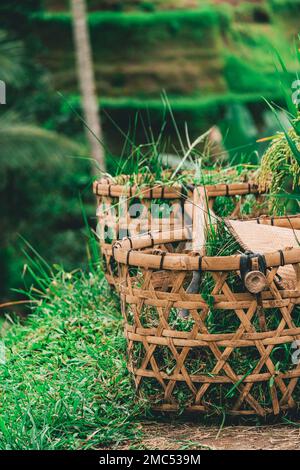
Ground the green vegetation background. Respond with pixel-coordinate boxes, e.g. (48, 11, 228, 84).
(1, 0, 300, 300)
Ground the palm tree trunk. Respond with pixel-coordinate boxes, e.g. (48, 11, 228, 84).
(70, 0, 106, 172)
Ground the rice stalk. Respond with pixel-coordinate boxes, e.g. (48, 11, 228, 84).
(258, 124, 300, 213)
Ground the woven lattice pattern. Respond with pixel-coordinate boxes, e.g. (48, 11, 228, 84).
(114, 231, 300, 416)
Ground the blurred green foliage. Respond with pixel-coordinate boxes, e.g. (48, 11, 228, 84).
(0, 152, 93, 299)
(1, 0, 300, 301)
(0, 3, 94, 300)
(34, 8, 228, 27)
(269, 0, 300, 11)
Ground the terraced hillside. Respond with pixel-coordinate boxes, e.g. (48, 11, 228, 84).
(32, 1, 300, 151)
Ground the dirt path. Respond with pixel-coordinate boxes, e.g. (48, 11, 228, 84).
(122, 421, 300, 450)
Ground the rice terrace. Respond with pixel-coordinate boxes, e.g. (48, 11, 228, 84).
(1, 0, 300, 459)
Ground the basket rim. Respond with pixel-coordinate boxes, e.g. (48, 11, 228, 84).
(93, 179, 266, 200)
(112, 221, 300, 272)
(239, 213, 300, 230)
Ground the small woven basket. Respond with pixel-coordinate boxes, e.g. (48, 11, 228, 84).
(94, 176, 267, 289)
(113, 217, 300, 416)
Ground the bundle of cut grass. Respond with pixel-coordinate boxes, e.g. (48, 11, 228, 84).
(258, 125, 300, 214)
(113, 219, 300, 417)
(111, 164, 255, 189)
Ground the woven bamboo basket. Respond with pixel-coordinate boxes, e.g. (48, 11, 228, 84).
(93, 176, 267, 289)
(113, 217, 300, 416)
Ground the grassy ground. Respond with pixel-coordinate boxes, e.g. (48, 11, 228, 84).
(0, 268, 145, 450)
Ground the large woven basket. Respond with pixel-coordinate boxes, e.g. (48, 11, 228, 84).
(113, 218, 300, 416)
(94, 176, 267, 289)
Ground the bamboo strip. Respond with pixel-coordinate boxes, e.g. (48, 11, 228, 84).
(93, 180, 264, 199)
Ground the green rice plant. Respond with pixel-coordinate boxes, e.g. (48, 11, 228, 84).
(258, 125, 300, 213)
(258, 42, 300, 213)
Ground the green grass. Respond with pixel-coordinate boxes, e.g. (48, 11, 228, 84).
(0, 267, 146, 450)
